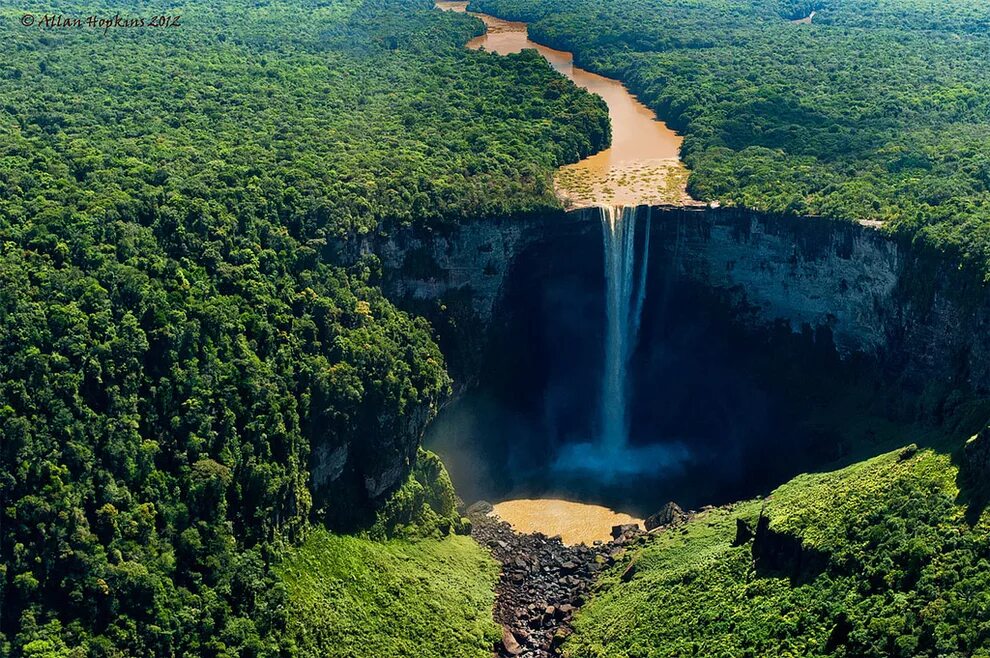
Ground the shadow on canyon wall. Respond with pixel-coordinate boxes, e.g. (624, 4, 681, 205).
(425, 210, 982, 516)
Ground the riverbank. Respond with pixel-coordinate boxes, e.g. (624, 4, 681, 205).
(469, 506, 661, 657)
(435, 0, 694, 208)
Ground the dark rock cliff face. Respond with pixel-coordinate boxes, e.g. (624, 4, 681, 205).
(959, 426, 990, 522)
(310, 212, 590, 526)
(370, 204, 990, 397)
(319, 205, 990, 522)
(620, 205, 990, 397)
(356, 212, 597, 386)
(308, 368, 436, 530)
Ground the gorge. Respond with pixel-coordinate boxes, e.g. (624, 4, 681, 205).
(425, 0, 699, 538)
(326, 1, 990, 542)
(413, 1, 979, 530)
(364, 192, 990, 654)
(330, 8, 990, 650)
(7, 0, 990, 655)
(376, 203, 987, 514)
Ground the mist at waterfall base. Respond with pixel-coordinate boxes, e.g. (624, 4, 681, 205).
(551, 207, 692, 483)
(424, 208, 848, 516)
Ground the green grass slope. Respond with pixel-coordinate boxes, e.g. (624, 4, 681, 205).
(278, 530, 499, 658)
(566, 447, 990, 658)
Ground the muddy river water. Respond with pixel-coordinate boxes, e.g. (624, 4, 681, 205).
(432, 1, 695, 544)
(436, 0, 693, 209)
(492, 499, 642, 545)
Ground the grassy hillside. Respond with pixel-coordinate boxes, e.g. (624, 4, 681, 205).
(565, 446, 990, 657)
(279, 530, 499, 658)
(276, 451, 498, 658)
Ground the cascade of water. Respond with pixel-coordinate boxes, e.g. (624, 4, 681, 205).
(599, 206, 650, 453)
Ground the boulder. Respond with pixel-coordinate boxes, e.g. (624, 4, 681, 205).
(732, 518, 754, 546)
(466, 500, 494, 516)
(897, 443, 919, 461)
(611, 523, 640, 539)
(501, 627, 524, 656)
(645, 501, 687, 531)
(620, 557, 639, 582)
(752, 514, 827, 583)
(551, 627, 572, 650)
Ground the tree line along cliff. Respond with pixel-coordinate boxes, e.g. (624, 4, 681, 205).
(472, 0, 990, 273)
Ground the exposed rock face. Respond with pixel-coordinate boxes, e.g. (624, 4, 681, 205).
(959, 428, 990, 523)
(569, 205, 990, 394)
(645, 501, 687, 531)
(376, 218, 543, 328)
(466, 500, 495, 516)
(362, 205, 990, 396)
(628, 206, 902, 358)
(733, 518, 755, 546)
(961, 427, 990, 492)
(751, 513, 828, 583)
(632, 205, 990, 394)
(350, 211, 591, 386)
(320, 204, 990, 525)
(309, 382, 434, 529)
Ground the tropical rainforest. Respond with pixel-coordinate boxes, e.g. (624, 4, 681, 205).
(2, 0, 990, 656)
(472, 0, 990, 270)
(0, 0, 606, 654)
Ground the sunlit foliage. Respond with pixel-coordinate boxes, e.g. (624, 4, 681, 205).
(0, 0, 608, 654)
(474, 0, 990, 270)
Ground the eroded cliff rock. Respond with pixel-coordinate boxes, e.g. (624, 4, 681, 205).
(359, 206, 984, 394)
(318, 205, 990, 526)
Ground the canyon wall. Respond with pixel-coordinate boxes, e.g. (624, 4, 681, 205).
(370, 205, 990, 396)
(631, 205, 990, 396)
(361, 213, 598, 384)
(316, 204, 990, 510)
(311, 212, 589, 512)
(637, 206, 902, 358)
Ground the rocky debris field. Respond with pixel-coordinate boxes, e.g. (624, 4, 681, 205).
(466, 501, 699, 657)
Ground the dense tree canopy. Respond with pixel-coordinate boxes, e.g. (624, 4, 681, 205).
(473, 0, 990, 271)
(0, 0, 609, 655)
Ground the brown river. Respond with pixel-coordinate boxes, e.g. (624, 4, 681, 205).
(436, 0, 695, 209)
(435, 1, 690, 544)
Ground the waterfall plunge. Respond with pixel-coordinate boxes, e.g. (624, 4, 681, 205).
(553, 205, 689, 480)
(599, 205, 650, 453)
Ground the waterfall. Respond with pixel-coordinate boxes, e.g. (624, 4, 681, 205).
(599, 206, 651, 454)
(555, 206, 688, 479)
